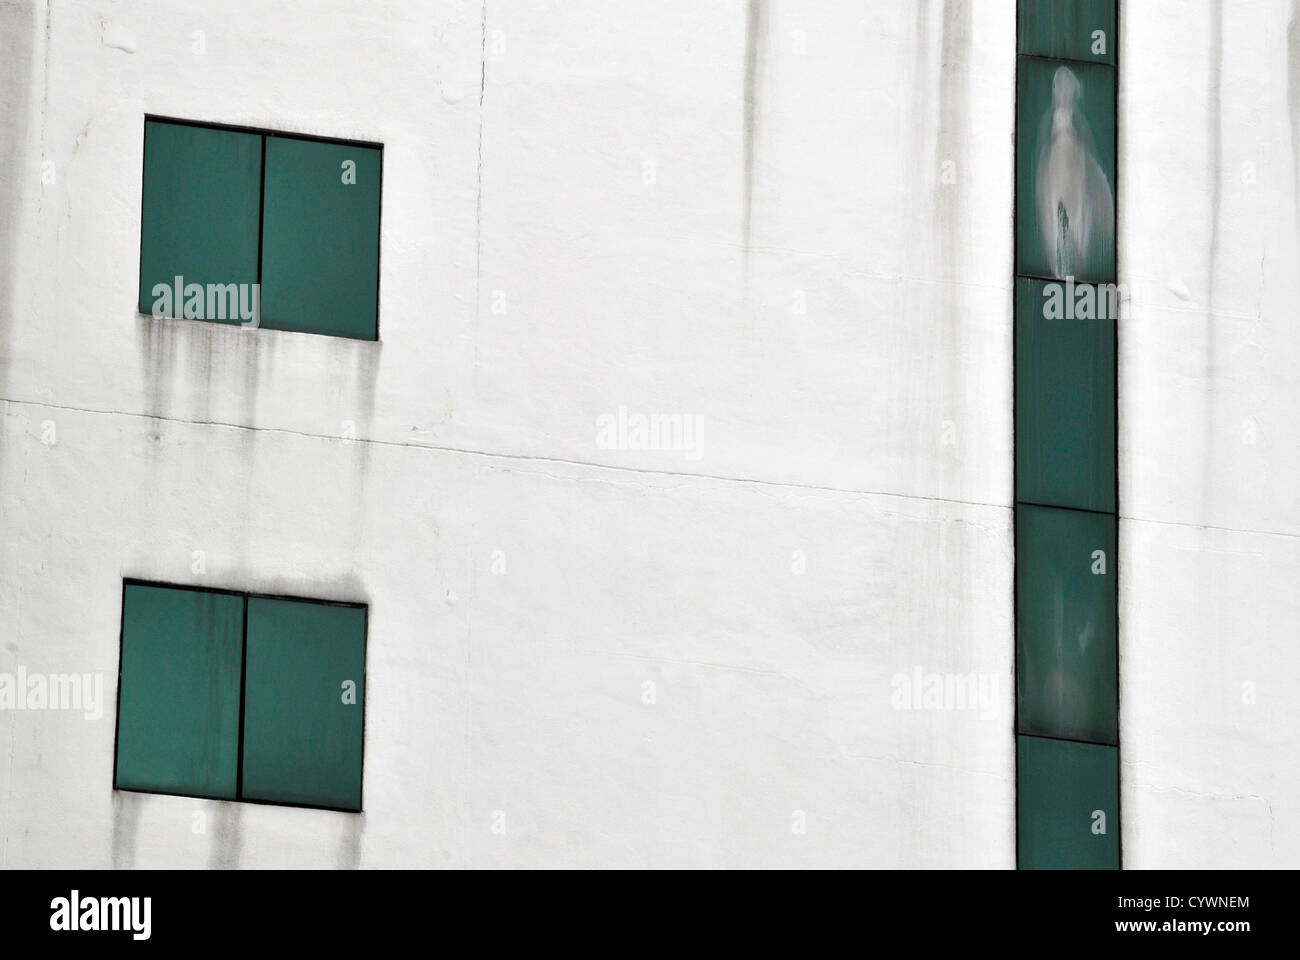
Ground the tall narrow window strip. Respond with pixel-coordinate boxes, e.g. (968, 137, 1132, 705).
(1014, 0, 1120, 869)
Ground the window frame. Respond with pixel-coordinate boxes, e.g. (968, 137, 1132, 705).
(112, 578, 369, 814)
(136, 114, 384, 342)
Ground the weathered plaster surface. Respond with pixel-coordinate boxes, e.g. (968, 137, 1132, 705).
(1119, 0, 1300, 867)
(1, 0, 1021, 868)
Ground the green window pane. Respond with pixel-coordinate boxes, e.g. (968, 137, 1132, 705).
(1016, 57, 1115, 283)
(115, 584, 244, 799)
(241, 598, 366, 810)
(1018, 0, 1117, 64)
(138, 120, 262, 322)
(1015, 278, 1115, 513)
(1018, 735, 1118, 869)
(1017, 503, 1117, 745)
(259, 137, 381, 340)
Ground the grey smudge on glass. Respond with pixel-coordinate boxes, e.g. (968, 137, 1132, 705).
(1036, 66, 1114, 279)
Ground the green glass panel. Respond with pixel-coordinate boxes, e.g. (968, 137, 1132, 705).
(1016, 57, 1116, 283)
(1017, 503, 1117, 744)
(1018, 0, 1117, 64)
(1015, 277, 1115, 513)
(241, 598, 366, 810)
(1018, 735, 1119, 869)
(138, 120, 262, 322)
(259, 137, 381, 340)
(115, 584, 244, 799)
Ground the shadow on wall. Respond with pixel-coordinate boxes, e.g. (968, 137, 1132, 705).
(1292, 2, 1300, 229)
(0, 0, 36, 429)
(111, 790, 143, 868)
(208, 802, 244, 869)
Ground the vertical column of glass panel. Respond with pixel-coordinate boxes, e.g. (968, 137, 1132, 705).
(259, 137, 382, 340)
(241, 598, 367, 811)
(1015, 0, 1119, 869)
(115, 584, 245, 799)
(138, 121, 262, 322)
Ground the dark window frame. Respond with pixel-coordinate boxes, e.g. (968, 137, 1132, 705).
(136, 114, 384, 342)
(112, 577, 369, 814)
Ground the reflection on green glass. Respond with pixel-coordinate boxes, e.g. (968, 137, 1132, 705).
(1016, 57, 1116, 282)
(1017, 503, 1117, 745)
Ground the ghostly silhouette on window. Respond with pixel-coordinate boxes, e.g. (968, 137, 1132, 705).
(1035, 66, 1114, 281)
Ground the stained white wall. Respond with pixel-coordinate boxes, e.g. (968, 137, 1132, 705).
(1119, 0, 1300, 867)
(2, 0, 1019, 868)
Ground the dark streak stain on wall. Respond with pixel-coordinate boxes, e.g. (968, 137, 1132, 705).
(0, 0, 36, 459)
(740, 0, 766, 271)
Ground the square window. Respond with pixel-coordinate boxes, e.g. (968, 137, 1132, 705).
(137, 118, 381, 339)
(1015, 277, 1115, 513)
(1016, 57, 1116, 283)
(138, 121, 262, 321)
(241, 598, 367, 810)
(1018, 0, 1117, 64)
(1018, 735, 1119, 869)
(115, 583, 244, 799)
(1016, 503, 1117, 745)
(114, 582, 366, 811)
(260, 137, 382, 340)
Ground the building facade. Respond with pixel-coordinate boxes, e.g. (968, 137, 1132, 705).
(0, 0, 1297, 868)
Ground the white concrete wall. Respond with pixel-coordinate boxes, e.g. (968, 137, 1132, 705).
(2, 0, 1019, 868)
(1119, 0, 1300, 867)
